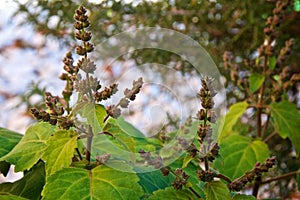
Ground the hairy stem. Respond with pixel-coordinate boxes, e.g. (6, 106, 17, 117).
(261, 171, 298, 185)
(215, 174, 232, 183)
(263, 131, 277, 143)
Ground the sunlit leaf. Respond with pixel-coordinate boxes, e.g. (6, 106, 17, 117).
(42, 130, 77, 177)
(42, 162, 143, 200)
(203, 181, 231, 200)
(148, 187, 197, 200)
(270, 101, 300, 154)
(0, 194, 29, 200)
(249, 73, 265, 93)
(214, 135, 269, 179)
(0, 123, 55, 171)
(219, 101, 248, 142)
(0, 162, 45, 200)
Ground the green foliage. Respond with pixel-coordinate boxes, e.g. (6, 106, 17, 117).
(232, 194, 256, 200)
(270, 101, 300, 154)
(41, 162, 143, 200)
(215, 135, 269, 179)
(249, 73, 265, 93)
(219, 101, 248, 142)
(1, 1, 299, 199)
(42, 130, 77, 177)
(0, 123, 55, 171)
(203, 181, 231, 200)
(0, 162, 45, 200)
(148, 187, 196, 200)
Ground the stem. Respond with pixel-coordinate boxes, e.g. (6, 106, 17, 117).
(188, 187, 201, 198)
(204, 157, 209, 171)
(263, 131, 277, 143)
(86, 125, 93, 163)
(261, 171, 298, 185)
(257, 106, 262, 138)
(215, 174, 232, 183)
(75, 148, 82, 160)
(252, 176, 262, 197)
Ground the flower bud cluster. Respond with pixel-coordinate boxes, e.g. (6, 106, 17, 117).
(172, 168, 190, 190)
(138, 150, 163, 169)
(31, 92, 73, 129)
(106, 78, 143, 119)
(228, 156, 276, 191)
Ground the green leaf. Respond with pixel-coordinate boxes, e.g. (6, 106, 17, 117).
(214, 135, 269, 179)
(0, 123, 55, 171)
(80, 103, 106, 133)
(232, 194, 256, 200)
(0, 162, 45, 200)
(116, 116, 145, 137)
(249, 73, 265, 93)
(182, 154, 194, 168)
(268, 56, 276, 70)
(42, 130, 77, 177)
(0, 128, 22, 157)
(270, 101, 300, 154)
(0, 194, 29, 200)
(92, 118, 137, 164)
(203, 181, 231, 200)
(148, 187, 197, 200)
(42, 162, 143, 200)
(136, 169, 173, 194)
(219, 102, 248, 142)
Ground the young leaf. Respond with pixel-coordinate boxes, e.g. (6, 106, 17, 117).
(148, 187, 197, 200)
(0, 162, 45, 200)
(249, 73, 265, 93)
(232, 194, 256, 200)
(0, 128, 22, 157)
(270, 101, 300, 154)
(214, 135, 269, 179)
(0, 123, 55, 171)
(203, 181, 231, 200)
(41, 162, 143, 200)
(219, 101, 248, 142)
(42, 130, 77, 177)
(268, 56, 276, 70)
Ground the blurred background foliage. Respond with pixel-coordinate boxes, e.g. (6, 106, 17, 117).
(3, 0, 300, 198)
(12, 0, 300, 104)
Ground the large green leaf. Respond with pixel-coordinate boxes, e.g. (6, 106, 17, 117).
(270, 101, 300, 154)
(42, 130, 77, 177)
(0, 128, 22, 157)
(214, 135, 269, 179)
(41, 162, 143, 200)
(148, 187, 197, 200)
(116, 116, 145, 137)
(232, 194, 256, 200)
(203, 181, 231, 200)
(219, 101, 248, 142)
(0, 123, 55, 171)
(297, 169, 300, 191)
(135, 169, 173, 194)
(91, 118, 136, 165)
(249, 73, 265, 93)
(0, 162, 45, 200)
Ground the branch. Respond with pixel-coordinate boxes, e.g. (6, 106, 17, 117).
(261, 171, 298, 185)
